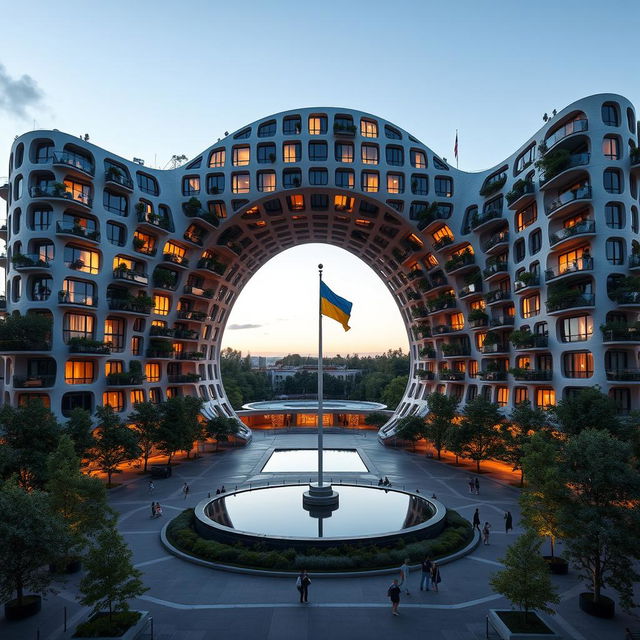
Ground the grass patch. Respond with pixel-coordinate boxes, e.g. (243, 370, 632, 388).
(74, 611, 141, 637)
(167, 509, 472, 572)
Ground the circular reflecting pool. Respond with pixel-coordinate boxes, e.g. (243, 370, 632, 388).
(198, 484, 444, 544)
(262, 449, 368, 473)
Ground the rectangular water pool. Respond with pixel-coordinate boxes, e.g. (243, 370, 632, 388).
(262, 449, 368, 473)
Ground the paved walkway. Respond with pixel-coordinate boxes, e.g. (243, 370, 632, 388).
(2, 430, 637, 640)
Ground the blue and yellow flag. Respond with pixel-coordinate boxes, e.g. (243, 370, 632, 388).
(320, 282, 352, 332)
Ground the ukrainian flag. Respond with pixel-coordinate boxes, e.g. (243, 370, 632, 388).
(320, 282, 352, 331)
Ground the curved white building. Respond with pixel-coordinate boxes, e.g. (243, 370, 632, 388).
(2, 93, 639, 442)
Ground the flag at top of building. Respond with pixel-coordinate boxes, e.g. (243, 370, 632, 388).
(320, 281, 352, 331)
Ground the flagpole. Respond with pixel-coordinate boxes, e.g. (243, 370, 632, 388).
(317, 263, 324, 488)
(456, 129, 459, 169)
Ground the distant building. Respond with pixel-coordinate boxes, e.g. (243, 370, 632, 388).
(267, 365, 361, 389)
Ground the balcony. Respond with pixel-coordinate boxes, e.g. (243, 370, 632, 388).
(432, 236, 454, 251)
(481, 342, 510, 355)
(420, 347, 436, 359)
(506, 181, 536, 210)
(489, 316, 515, 329)
(432, 324, 460, 335)
(58, 291, 97, 307)
(483, 262, 508, 280)
(13, 375, 56, 388)
(629, 254, 640, 270)
(439, 370, 465, 381)
(411, 305, 430, 319)
(545, 184, 591, 217)
(162, 253, 189, 268)
(545, 256, 593, 282)
(29, 185, 92, 210)
(459, 282, 483, 299)
(183, 285, 214, 299)
(0, 340, 51, 352)
(540, 152, 590, 192)
(544, 118, 588, 150)
(52, 151, 94, 176)
(105, 169, 133, 191)
(177, 310, 207, 322)
(55, 222, 100, 244)
(546, 293, 594, 314)
(108, 297, 153, 315)
(514, 274, 540, 293)
(112, 267, 149, 286)
(549, 220, 595, 248)
(136, 209, 172, 232)
(196, 257, 228, 276)
(149, 326, 175, 338)
(11, 253, 51, 271)
(106, 372, 145, 386)
(481, 230, 509, 254)
(612, 291, 640, 307)
(427, 295, 457, 313)
(183, 203, 221, 228)
(485, 289, 511, 305)
(511, 334, 548, 350)
(478, 370, 507, 381)
(441, 344, 471, 357)
(601, 323, 640, 343)
(470, 207, 503, 232)
(333, 122, 357, 137)
(174, 351, 205, 361)
(68, 338, 111, 355)
(510, 369, 553, 382)
(167, 373, 202, 384)
(416, 369, 435, 381)
(444, 251, 475, 274)
(606, 369, 640, 382)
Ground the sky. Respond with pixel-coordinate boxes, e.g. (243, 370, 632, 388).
(1, 0, 639, 355)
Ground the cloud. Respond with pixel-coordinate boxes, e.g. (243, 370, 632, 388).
(227, 323, 262, 330)
(0, 64, 44, 118)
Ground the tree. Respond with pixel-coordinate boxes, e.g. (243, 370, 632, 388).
(501, 402, 548, 486)
(91, 406, 140, 487)
(425, 393, 459, 459)
(553, 386, 621, 437)
(394, 415, 425, 451)
(458, 396, 503, 472)
(205, 416, 241, 450)
(0, 480, 69, 607)
(490, 531, 559, 624)
(364, 411, 388, 428)
(128, 402, 161, 472)
(559, 429, 640, 610)
(444, 419, 465, 465)
(0, 400, 61, 489)
(78, 524, 147, 628)
(156, 396, 203, 464)
(46, 435, 111, 565)
(64, 407, 96, 462)
(381, 375, 408, 409)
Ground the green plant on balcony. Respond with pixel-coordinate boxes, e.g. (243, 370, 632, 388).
(414, 323, 431, 338)
(427, 292, 456, 312)
(411, 305, 429, 318)
(52, 182, 69, 197)
(609, 276, 640, 303)
(441, 343, 462, 356)
(148, 338, 174, 355)
(68, 337, 110, 354)
(505, 178, 534, 205)
(420, 346, 436, 358)
(509, 328, 533, 347)
(508, 366, 531, 378)
(479, 175, 506, 197)
(468, 308, 488, 323)
(517, 271, 538, 286)
(184, 197, 202, 216)
(547, 282, 585, 309)
(333, 122, 357, 135)
(632, 240, 640, 256)
(11, 253, 35, 267)
(415, 202, 439, 230)
(444, 248, 473, 272)
(416, 369, 434, 380)
(535, 148, 570, 180)
(152, 267, 177, 289)
(132, 237, 146, 250)
(482, 331, 499, 346)
(105, 166, 123, 181)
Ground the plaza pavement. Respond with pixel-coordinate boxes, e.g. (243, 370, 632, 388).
(1, 429, 637, 640)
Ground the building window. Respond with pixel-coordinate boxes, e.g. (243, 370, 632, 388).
(529, 229, 542, 255)
(516, 204, 537, 231)
(386, 146, 403, 166)
(522, 294, 540, 318)
(182, 176, 200, 195)
(496, 387, 509, 407)
(361, 172, 379, 193)
(283, 142, 301, 163)
(563, 352, 593, 378)
(65, 359, 95, 384)
(304, 142, 325, 163)
(561, 314, 593, 342)
(411, 175, 428, 195)
(605, 202, 624, 229)
(103, 390, 124, 412)
(137, 173, 158, 195)
(232, 146, 250, 167)
(602, 102, 620, 126)
(335, 169, 354, 189)
(149, 388, 162, 404)
(283, 169, 302, 189)
(434, 176, 453, 197)
(287, 194, 304, 211)
(257, 171, 276, 192)
(232, 173, 250, 193)
(35, 142, 54, 163)
(208, 149, 225, 168)
(63, 313, 94, 342)
(104, 317, 125, 351)
(64, 245, 99, 274)
(130, 389, 145, 405)
(258, 120, 276, 137)
(308, 115, 327, 135)
(106, 222, 126, 246)
(310, 194, 328, 210)
(62, 278, 95, 306)
(360, 119, 378, 138)
(309, 168, 328, 186)
(604, 168, 622, 194)
(384, 125, 402, 140)
(32, 207, 52, 230)
(153, 294, 170, 316)
(411, 149, 427, 168)
(335, 142, 354, 163)
(603, 136, 620, 160)
(515, 145, 535, 174)
(535, 388, 556, 409)
(514, 387, 528, 404)
(145, 362, 160, 383)
(610, 388, 631, 414)
(31, 276, 52, 301)
(387, 173, 404, 194)
(362, 144, 379, 165)
(103, 191, 128, 216)
(283, 116, 301, 135)
(131, 335, 142, 356)
(605, 238, 624, 265)
(257, 143, 275, 164)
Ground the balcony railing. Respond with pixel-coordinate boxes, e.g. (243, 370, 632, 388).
(478, 371, 507, 381)
(112, 268, 149, 285)
(29, 185, 93, 208)
(440, 371, 465, 381)
(183, 285, 214, 298)
(108, 298, 153, 314)
(601, 325, 640, 342)
(58, 291, 96, 306)
(12, 254, 51, 269)
(549, 220, 595, 246)
(544, 118, 588, 148)
(489, 316, 515, 328)
(481, 343, 510, 354)
(545, 257, 593, 281)
(433, 324, 459, 335)
(545, 185, 591, 215)
(512, 334, 548, 349)
(613, 291, 640, 305)
(69, 339, 111, 354)
(485, 289, 511, 304)
(546, 293, 595, 312)
(441, 344, 471, 357)
(606, 369, 640, 381)
(432, 236, 454, 251)
(52, 151, 94, 175)
(459, 283, 482, 298)
(444, 252, 475, 273)
(167, 373, 201, 383)
(177, 310, 207, 321)
(471, 208, 502, 230)
(540, 152, 590, 184)
(482, 231, 509, 252)
(13, 374, 56, 388)
(56, 222, 100, 242)
(162, 253, 189, 267)
(511, 369, 553, 381)
(483, 262, 508, 278)
(137, 210, 172, 231)
(630, 254, 640, 268)
(105, 170, 133, 189)
(505, 181, 535, 206)
(197, 258, 227, 275)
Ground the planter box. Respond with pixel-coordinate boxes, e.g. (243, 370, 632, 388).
(66, 610, 150, 639)
(488, 609, 561, 640)
(4, 595, 41, 620)
(579, 593, 615, 618)
(543, 556, 568, 575)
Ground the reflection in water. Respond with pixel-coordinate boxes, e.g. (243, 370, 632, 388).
(262, 449, 368, 473)
(206, 485, 434, 538)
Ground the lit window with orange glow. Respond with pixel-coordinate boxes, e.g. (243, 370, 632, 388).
(516, 355, 531, 368)
(208, 148, 225, 168)
(172, 342, 183, 355)
(335, 143, 354, 163)
(563, 351, 593, 378)
(133, 231, 155, 255)
(522, 294, 540, 318)
(131, 389, 145, 405)
(535, 388, 556, 408)
(468, 360, 478, 377)
(63, 179, 91, 204)
(153, 294, 170, 316)
(308, 115, 327, 135)
(453, 244, 474, 257)
(102, 390, 124, 412)
(425, 253, 439, 268)
(145, 363, 160, 383)
(408, 233, 423, 248)
(432, 225, 453, 243)
(355, 219, 372, 228)
(387, 173, 404, 194)
(257, 172, 276, 192)
(105, 361, 123, 376)
(558, 246, 588, 274)
(475, 332, 487, 349)
(516, 204, 536, 231)
(288, 195, 305, 211)
(113, 256, 134, 271)
(411, 149, 427, 169)
(163, 242, 186, 259)
(497, 387, 509, 407)
(232, 146, 250, 166)
(361, 172, 379, 193)
(514, 387, 528, 404)
(334, 195, 353, 212)
(65, 359, 94, 384)
(360, 119, 378, 138)
(283, 142, 301, 163)
(451, 313, 464, 330)
(470, 300, 486, 311)
(232, 173, 250, 193)
(361, 144, 379, 165)
(182, 176, 200, 195)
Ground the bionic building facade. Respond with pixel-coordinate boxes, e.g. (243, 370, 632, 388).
(2, 93, 639, 441)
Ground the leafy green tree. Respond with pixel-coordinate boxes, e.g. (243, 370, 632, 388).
(0, 479, 70, 607)
(0, 400, 61, 489)
(92, 406, 141, 487)
(490, 531, 559, 623)
(128, 402, 161, 472)
(364, 411, 388, 428)
(381, 375, 408, 409)
(205, 416, 241, 450)
(46, 435, 111, 565)
(78, 524, 147, 628)
(559, 429, 640, 610)
(425, 393, 459, 459)
(64, 407, 96, 463)
(394, 415, 425, 451)
(501, 402, 549, 486)
(553, 386, 621, 437)
(156, 396, 203, 463)
(444, 419, 465, 465)
(458, 396, 503, 472)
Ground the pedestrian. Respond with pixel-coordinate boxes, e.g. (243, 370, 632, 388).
(150, 501, 155, 518)
(474, 477, 480, 495)
(221, 485, 226, 493)
(398, 558, 410, 595)
(504, 510, 513, 533)
(384, 476, 390, 486)
(472, 508, 480, 531)
(378, 478, 384, 486)
(388, 579, 401, 616)
(420, 556, 432, 591)
(154, 502, 163, 518)
(468, 479, 474, 493)
(216, 487, 221, 495)
(148, 480, 154, 492)
(296, 569, 311, 603)
(431, 563, 441, 592)
(183, 482, 190, 499)
(482, 522, 491, 545)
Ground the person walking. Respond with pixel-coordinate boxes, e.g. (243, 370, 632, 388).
(154, 502, 163, 518)
(388, 579, 401, 616)
(183, 483, 190, 499)
(504, 511, 513, 533)
(482, 521, 492, 545)
(468, 478, 474, 493)
(150, 501, 156, 518)
(296, 570, 311, 603)
(148, 480, 154, 492)
(420, 556, 432, 591)
(474, 477, 480, 495)
(398, 558, 410, 595)
(472, 508, 480, 531)
(431, 563, 441, 592)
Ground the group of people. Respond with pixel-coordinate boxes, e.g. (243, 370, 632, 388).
(215, 486, 226, 494)
(150, 502, 163, 518)
(377, 477, 391, 487)
(388, 557, 441, 615)
(472, 508, 514, 544)
(468, 477, 480, 494)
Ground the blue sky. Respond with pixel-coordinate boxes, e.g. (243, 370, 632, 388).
(1, 0, 638, 354)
